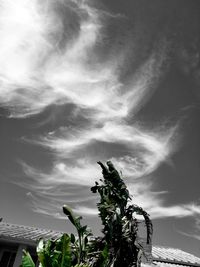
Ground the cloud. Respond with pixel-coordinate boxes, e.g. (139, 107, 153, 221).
(128, 181, 200, 239)
(178, 231, 200, 242)
(175, 212, 200, 241)
(23, 159, 200, 223)
(22, 160, 99, 217)
(149, 204, 200, 219)
(0, 0, 169, 119)
(1, 0, 193, 227)
(0, 0, 103, 117)
(19, 115, 178, 218)
(127, 179, 200, 221)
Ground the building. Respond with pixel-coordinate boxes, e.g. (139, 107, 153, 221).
(0, 221, 200, 267)
(0, 222, 61, 267)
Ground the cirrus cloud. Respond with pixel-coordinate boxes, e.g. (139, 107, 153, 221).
(1, 0, 197, 237)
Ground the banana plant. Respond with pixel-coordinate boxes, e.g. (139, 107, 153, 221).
(91, 161, 153, 267)
(21, 160, 153, 267)
(21, 208, 93, 267)
(63, 205, 92, 265)
(21, 234, 72, 267)
(36, 234, 72, 267)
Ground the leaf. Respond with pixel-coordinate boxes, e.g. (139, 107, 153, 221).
(63, 205, 77, 226)
(60, 234, 72, 267)
(84, 236, 88, 245)
(79, 225, 87, 235)
(21, 250, 36, 267)
(98, 244, 109, 267)
(37, 239, 44, 254)
(63, 205, 81, 231)
(91, 185, 98, 193)
(36, 239, 52, 267)
(70, 233, 76, 244)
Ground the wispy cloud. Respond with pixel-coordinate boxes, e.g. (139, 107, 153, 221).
(127, 180, 200, 222)
(150, 204, 200, 219)
(175, 211, 200, 241)
(1, 0, 193, 228)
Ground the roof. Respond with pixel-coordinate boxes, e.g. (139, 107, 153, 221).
(0, 222, 200, 266)
(0, 222, 62, 245)
(152, 246, 200, 267)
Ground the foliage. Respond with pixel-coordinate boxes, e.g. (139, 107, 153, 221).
(21, 234, 72, 267)
(20, 250, 35, 267)
(37, 234, 72, 267)
(21, 161, 153, 267)
(63, 205, 92, 265)
(90, 161, 153, 267)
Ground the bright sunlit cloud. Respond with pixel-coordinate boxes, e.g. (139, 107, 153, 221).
(1, 0, 197, 236)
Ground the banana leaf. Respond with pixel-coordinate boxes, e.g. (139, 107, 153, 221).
(21, 250, 35, 267)
(60, 234, 72, 267)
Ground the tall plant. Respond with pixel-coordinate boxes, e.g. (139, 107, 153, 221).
(63, 205, 93, 265)
(21, 161, 153, 267)
(91, 161, 153, 267)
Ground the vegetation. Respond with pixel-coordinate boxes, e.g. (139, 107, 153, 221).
(21, 161, 153, 267)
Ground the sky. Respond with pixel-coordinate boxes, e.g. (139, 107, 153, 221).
(0, 0, 200, 257)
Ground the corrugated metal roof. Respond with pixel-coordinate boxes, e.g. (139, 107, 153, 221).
(152, 246, 200, 266)
(0, 222, 200, 266)
(0, 222, 62, 244)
